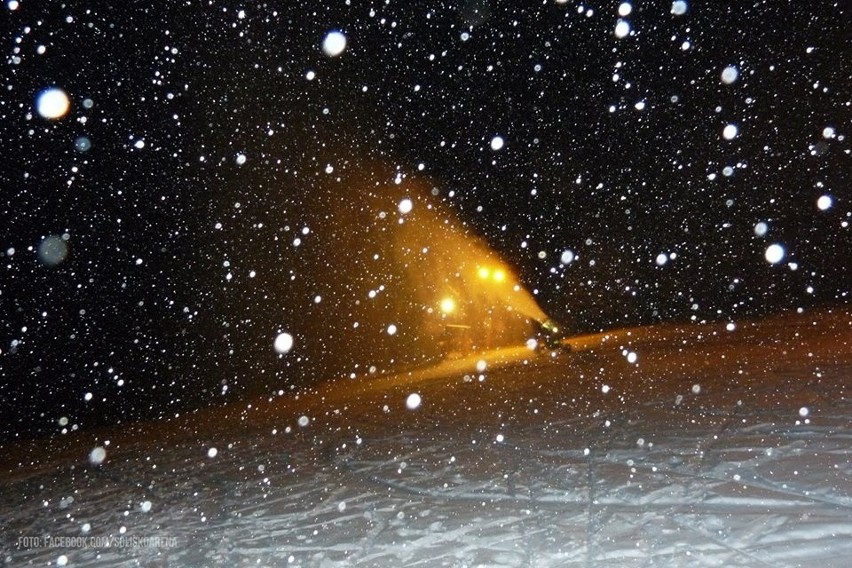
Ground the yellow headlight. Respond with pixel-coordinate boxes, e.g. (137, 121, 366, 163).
(439, 297, 456, 314)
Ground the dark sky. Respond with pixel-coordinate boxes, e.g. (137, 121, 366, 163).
(1, 1, 849, 439)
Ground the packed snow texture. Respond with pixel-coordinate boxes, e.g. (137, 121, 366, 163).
(3, 311, 851, 567)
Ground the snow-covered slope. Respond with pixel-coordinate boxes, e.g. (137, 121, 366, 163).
(3, 309, 850, 567)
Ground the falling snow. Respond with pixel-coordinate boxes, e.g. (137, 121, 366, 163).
(35, 87, 70, 119)
(1, 2, 849, 565)
(765, 243, 786, 264)
(721, 65, 739, 84)
(405, 392, 421, 410)
(322, 30, 347, 57)
(273, 332, 294, 354)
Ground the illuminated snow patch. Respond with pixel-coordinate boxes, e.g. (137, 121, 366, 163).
(618, 2, 632, 16)
(655, 253, 668, 266)
(526, 338, 539, 350)
(726, 322, 736, 331)
(274, 332, 294, 354)
(614, 20, 631, 38)
(298, 415, 310, 427)
(322, 31, 347, 57)
(816, 195, 832, 210)
(822, 126, 835, 139)
(754, 221, 768, 237)
(476, 359, 487, 372)
(140, 500, 152, 513)
(601, 384, 611, 394)
(207, 447, 218, 458)
(671, 1, 688, 16)
(236, 153, 247, 165)
(406, 393, 422, 410)
(490, 136, 504, 151)
(765, 243, 785, 264)
(691, 384, 701, 394)
(722, 124, 739, 140)
(721, 66, 739, 84)
(88, 446, 107, 465)
(36, 87, 70, 119)
(387, 324, 398, 335)
(398, 198, 413, 214)
(626, 351, 638, 364)
(560, 249, 575, 264)
(798, 407, 809, 417)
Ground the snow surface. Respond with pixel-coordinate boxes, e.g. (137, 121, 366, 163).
(2, 310, 851, 567)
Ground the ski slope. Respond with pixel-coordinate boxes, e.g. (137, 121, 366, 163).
(3, 309, 851, 567)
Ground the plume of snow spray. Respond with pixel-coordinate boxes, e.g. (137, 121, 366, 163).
(274, 162, 550, 378)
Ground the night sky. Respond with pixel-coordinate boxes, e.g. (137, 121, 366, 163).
(2, 1, 849, 439)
